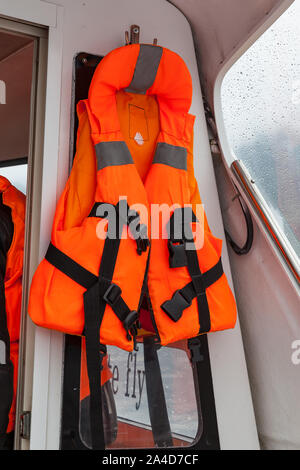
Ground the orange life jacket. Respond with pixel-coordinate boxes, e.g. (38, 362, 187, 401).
(0, 176, 25, 439)
(28, 44, 237, 448)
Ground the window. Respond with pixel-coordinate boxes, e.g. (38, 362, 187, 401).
(221, 1, 300, 259)
(0, 32, 33, 194)
(0, 164, 27, 193)
(79, 342, 199, 449)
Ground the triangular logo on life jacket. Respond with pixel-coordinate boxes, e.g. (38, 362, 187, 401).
(134, 131, 144, 146)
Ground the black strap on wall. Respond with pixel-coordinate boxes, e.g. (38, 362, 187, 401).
(143, 336, 173, 448)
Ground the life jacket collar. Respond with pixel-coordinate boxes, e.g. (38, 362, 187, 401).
(87, 44, 193, 141)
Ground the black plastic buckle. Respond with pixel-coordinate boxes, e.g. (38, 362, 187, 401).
(168, 239, 187, 268)
(127, 207, 149, 255)
(123, 310, 140, 345)
(103, 283, 122, 306)
(136, 237, 150, 255)
(188, 337, 204, 363)
(161, 289, 192, 322)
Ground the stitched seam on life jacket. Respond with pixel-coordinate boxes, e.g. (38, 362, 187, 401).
(128, 104, 149, 143)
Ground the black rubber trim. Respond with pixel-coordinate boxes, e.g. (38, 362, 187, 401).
(225, 193, 254, 255)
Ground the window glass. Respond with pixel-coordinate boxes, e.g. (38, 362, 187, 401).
(0, 37, 33, 163)
(0, 164, 27, 193)
(221, 1, 300, 257)
(79, 340, 200, 449)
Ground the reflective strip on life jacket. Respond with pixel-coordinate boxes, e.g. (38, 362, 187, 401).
(125, 44, 163, 94)
(152, 143, 188, 170)
(95, 141, 134, 169)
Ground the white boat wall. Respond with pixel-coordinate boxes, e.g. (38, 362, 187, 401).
(0, 0, 298, 451)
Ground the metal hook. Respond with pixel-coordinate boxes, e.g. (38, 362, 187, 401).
(130, 24, 140, 44)
(124, 25, 158, 46)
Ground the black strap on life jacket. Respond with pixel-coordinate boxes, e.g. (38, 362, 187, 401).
(89, 201, 150, 256)
(161, 208, 224, 334)
(45, 201, 147, 449)
(143, 335, 218, 450)
(188, 335, 220, 449)
(0, 195, 14, 445)
(45, 244, 140, 346)
(143, 336, 173, 448)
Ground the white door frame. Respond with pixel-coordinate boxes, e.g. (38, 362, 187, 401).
(0, 0, 65, 450)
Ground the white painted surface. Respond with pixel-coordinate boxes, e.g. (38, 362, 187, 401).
(2, 0, 260, 449)
(24, 3, 65, 451)
(0, 0, 56, 27)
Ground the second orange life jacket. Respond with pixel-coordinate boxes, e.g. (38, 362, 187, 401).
(0, 176, 25, 444)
